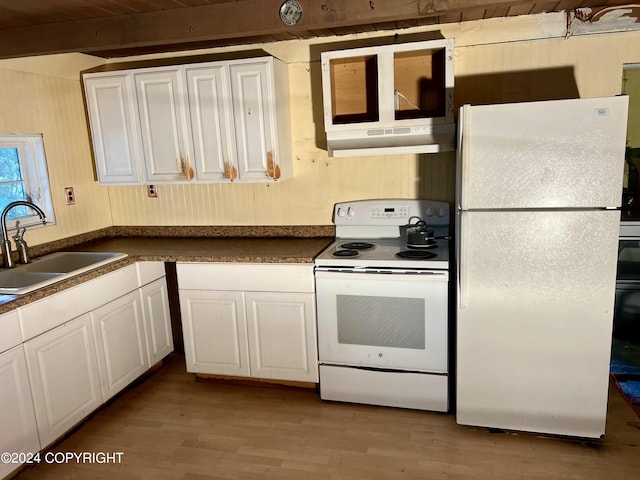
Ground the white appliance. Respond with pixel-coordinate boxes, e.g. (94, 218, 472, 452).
(456, 96, 629, 438)
(315, 199, 450, 411)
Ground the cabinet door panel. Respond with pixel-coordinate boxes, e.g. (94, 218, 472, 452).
(180, 290, 249, 376)
(134, 68, 192, 182)
(92, 291, 148, 401)
(24, 314, 102, 448)
(84, 74, 141, 184)
(0, 346, 40, 479)
(230, 61, 278, 181)
(186, 64, 236, 181)
(141, 278, 174, 365)
(246, 292, 318, 382)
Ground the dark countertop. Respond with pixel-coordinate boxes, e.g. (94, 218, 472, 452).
(0, 229, 333, 313)
(72, 236, 333, 263)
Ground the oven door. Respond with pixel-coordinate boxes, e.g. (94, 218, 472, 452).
(315, 269, 448, 373)
(615, 238, 640, 340)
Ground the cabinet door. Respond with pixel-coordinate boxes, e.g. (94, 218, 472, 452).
(24, 314, 102, 448)
(245, 292, 318, 382)
(185, 64, 237, 181)
(0, 346, 40, 479)
(91, 291, 148, 401)
(141, 278, 174, 366)
(83, 74, 142, 184)
(134, 67, 194, 182)
(179, 290, 249, 376)
(229, 60, 280, 182)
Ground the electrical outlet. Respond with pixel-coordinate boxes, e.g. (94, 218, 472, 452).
(147, 184, 158, 198)
(64, 187, 75, 205)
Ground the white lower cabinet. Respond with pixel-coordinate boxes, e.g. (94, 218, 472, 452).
(177, 263, 318, 383)
(140, 278, 174, 366)
(0, 345, 40, 479)
(24, 314, 102, 448)
(92, 291, 148, 401)
(180, 290, 249, 376)
(14, 261, 173, 453)
(245, 292, 317, 382)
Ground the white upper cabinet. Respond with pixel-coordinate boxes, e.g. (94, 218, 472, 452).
(321, 37, 455, 157)
(229, 59, 288, 182)
(83, 74, 142, 184)
(82, 54, 290, 185)
(134, 67, 194, 183)
(185, 64, 235, 182)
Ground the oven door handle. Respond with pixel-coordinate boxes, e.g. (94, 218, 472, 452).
(315, 268, 449, 279)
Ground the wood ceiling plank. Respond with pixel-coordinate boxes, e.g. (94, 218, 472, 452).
(528, 1, 562, 14)
(462, 7, 491, 21)
(0, 2, 70, 26)
(553, 0, 585, 11)
(0, 0, 622, 58)
(507, 3, 535, 15)
(483, 5, 512, 17)
(393, 19, 420, 30)
(415, 16, 440, 27)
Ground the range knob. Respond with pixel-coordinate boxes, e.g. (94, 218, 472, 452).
(424, 208, 434, 217)
(437, 208, 446, 217)
(336, 207, 346, 217)
(347, 207, 355, 217)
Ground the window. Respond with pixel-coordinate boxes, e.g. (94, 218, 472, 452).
(0, 134, 55, 232)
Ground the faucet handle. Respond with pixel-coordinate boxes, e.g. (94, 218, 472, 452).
(13, 226, 26, 243)
(13, 227, 30, 264)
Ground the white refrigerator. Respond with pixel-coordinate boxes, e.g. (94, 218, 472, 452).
(455, 96, 629, 438)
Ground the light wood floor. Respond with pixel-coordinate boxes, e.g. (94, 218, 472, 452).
(14, 354, 640, 480)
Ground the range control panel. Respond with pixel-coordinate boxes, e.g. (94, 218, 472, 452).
(333, 199, 449, 226)
(370, 205, 410, 219)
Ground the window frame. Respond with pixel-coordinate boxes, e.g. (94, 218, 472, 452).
(0, 134, 56, 233)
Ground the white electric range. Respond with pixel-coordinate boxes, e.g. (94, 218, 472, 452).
(314, 199, 451, 412)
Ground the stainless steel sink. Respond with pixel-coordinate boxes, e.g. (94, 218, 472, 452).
(0, 251, 128, 295)
(0, 271, 65, 290)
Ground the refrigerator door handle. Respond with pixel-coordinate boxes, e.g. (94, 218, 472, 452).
(456, 210, 466, 310)
(457, 247, 467, 310)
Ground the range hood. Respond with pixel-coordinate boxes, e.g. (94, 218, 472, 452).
(321, 37, 455, 158)
(326, 123, 456, 157)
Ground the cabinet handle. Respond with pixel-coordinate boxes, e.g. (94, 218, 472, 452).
(266, 151, 280, 180)
(181, 157, 195, 180)
(223, 162, 238, 181)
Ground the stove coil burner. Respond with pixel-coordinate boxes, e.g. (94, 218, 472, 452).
(332, 249, 360, 257)
(339, 242, 375, 250)
(396, 250, 437, 260)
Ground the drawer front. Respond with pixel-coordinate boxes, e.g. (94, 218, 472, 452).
(176, 263, 314, 293)
(136, 261, 166, 286)
(0, 310, 22, 354)
(19, 264, 138, 341)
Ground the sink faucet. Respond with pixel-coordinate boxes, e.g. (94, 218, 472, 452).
(1, 201, 47, 269)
